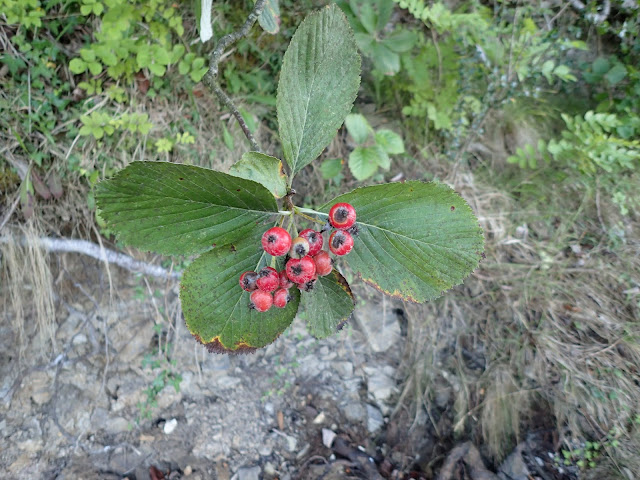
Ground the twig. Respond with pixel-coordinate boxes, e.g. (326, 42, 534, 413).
(203, 0, 267, 152)
(0, 192, 20, 232)
(0, 235, 181, 279)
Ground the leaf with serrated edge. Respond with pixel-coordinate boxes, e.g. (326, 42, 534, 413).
(229, 152, 288, 198)
(96, 161, 278, 257)
(321, 181, 484, 302)
(180, 237, 300, 353)
(277, 4, 361, 177)
(302, 269, 355, 338)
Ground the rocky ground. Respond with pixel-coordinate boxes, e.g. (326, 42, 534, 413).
(0, 257, 571, 480)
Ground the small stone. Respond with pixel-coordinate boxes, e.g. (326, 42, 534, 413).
(322, 428, 337, 448)
(285, 435, 297, 452)
(343, 402, 366, 423)
(366, 404, 384, 433)
(263, 462, 277, 477)
(163, 418, 177, 434)
(236, 465, 260, 480)
(332, 361, 354, 378)
(216, 376, 241, 389)
(258, 444, 272, 456)
(312, 412, 326, 424)
(183, 465, 193, 476)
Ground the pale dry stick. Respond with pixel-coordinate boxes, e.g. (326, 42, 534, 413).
(0, 235, 181, 279)
(0, 193, 20, 232)
(202, 0, 267, 152)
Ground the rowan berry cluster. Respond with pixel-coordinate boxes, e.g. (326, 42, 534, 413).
(238, 202, 358, 313)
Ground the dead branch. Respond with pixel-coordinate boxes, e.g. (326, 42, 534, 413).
(0, 235, 181, 279)
(203, 0, 267, 152)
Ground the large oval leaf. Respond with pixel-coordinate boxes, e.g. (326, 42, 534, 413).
(96, 161, 278, 256)
(228, 152, 288, 198)
(321, 181, 484, 302)
(180, 237, 300, 353)
(301, 269, 355, 339)
(277, 4, 361, 177)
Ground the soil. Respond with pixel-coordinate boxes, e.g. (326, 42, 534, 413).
(0, 254, 572, 480)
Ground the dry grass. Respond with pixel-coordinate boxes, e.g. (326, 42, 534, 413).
(398, 153, 640, 475)
(1, 222, 57, 361)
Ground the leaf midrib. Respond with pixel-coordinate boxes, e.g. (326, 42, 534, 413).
(104, 189, 276, 216)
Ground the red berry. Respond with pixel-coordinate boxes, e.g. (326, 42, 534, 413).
(249, 289, 273, 312)
(278, 270, 294, 289)
(289, 236, 310, 259)
(286, 256, 316, 284)
(256, 266, 279, 292)
(313, 251, 333, 276)
(273, 288, 291, 308)
(299, 229, 324, 256)
(261, 227, 292, 256)
(329, 230, 354, 256)
(239, 271, 258, 291)
(297, 274, 318, 292)
(329, 203, 356, 230)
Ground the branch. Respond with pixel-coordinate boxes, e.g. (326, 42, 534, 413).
(0, 236, 181, 280)
(203, 0, 267, 152)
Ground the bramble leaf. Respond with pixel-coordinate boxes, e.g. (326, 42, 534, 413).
(302, 269, 355, 339)
(180, 237, 300, 353)
(321, 181, 484, 302)
(96, 161, 279, 256)
(229, 152, 288, 198)
(277, 4, 361, 177)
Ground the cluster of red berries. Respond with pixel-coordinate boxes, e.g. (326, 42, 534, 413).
(239, 203, 358, 313)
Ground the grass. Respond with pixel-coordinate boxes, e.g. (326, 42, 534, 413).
(396, 117, 640, 475)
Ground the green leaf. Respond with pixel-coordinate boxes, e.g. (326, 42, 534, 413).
(277, 4, 361, 177)
(88, 61, 103, 76)
(258, 0, 280, 34)
(384, 29, 417, 53)
(604, 63, 627, 85)
(95, 161, 279, 256)
(348, 146, 382, 180)
(344, 113, 370, 144)
(320, 158, 344, 179)
(69, 58, 87, 74)
(375, 129, 405, 154)
(302, 270, 355, 338)
(229, 152, 288, 199)
(371, 42, 400, 75)
(321, 182, 484, 302)
(180, 237, 301, 353)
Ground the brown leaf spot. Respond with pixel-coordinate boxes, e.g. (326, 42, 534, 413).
(230, 244, 237, 252)
(191, 334, 258, 355)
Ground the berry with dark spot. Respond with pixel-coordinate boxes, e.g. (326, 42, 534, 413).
(297, 274, 318, 292)
(286, 256, 316, 284)
(329, 230, 354, 256)
(313, 251, 333, 276)
(261, 227, 292, 256)
(273, 288, 292, 308)
(249, 289, 273, 312)
(256, 266, 279, 292)
(239, 271, 258, 291)
(299, 229, 324, 256)
(328, 202, 356, 230)
(289, 236, 310, 259)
